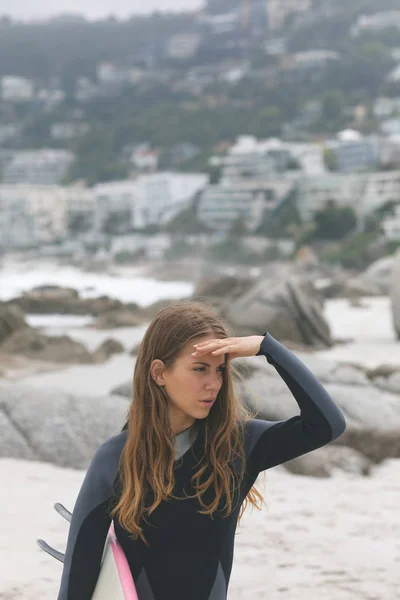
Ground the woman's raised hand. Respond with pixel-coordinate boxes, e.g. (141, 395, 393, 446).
(191, 336, 265, 360)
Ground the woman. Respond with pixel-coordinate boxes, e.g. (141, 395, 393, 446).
(57, 299, 346, 600)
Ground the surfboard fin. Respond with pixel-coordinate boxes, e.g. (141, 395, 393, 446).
(37, 501, 72, 563)
(54, 502, 72, 522)
(37, 539, 65, 563)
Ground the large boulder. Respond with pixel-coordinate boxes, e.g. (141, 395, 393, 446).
(92, 309, 144, 329)
(356, 255, 395, 295)
(93, 338, 126, 362)
(284, 445, 372, 477)
(320, 276, 382, 299)
(5, 285, 140, 316)
(221, 276, 332, 348)
(390, 249, 400, 340)
(0, 329, 93, 364)
(0, 381, 129, 468)
(0, 305, 28, 345)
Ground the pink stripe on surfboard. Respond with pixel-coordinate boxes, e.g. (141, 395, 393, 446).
(109, 522, 139, 600)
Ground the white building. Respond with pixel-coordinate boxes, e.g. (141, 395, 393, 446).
(216, 135, 326, 177)
(130, 145, 159, 172)
(110, 233, 172, 259)
(167, 33, 202, 60)
(325, 130, 380, 173)
(65, 185, 96, 235)
(360, 171, 400, 219)
(197, 185, 265, 232)
(297, 173, 367, 222)
(373, 97, 400, 119)
(351, 11, 400, 36)
(297, 170, 400, 225)
(217, 136, 291, 183)
(291, 50, 340, 69)
(50, 122, 89, 140)
(1, 76, 34, 102)
(267, 0, 312, 31)
(94, 173, 208, 233)
(0, 185, 69, 247)
(96, 62, 144, 85)
(2, 149, 75, 185)
(382, 204, 400, 240)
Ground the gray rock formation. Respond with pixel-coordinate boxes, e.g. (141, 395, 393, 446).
(0, 305, 28, 345)
(4, 285, 140, 316)
(94, 338, 125, 360)
(356, 254, 395, 295)
(0, 329, 93, 364)
(320, 276, 382, 299)
(220, 276, 332, 348)
(111, 381, 132, 398)
(92, 310, 144, 329)
(284, 445, 372, 477)
(239, 351, 400, 467)
(390, 249, 400, 340)
(0, 381, 129, 468)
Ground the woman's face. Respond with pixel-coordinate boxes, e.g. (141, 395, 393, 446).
(153, 334, 226, 433)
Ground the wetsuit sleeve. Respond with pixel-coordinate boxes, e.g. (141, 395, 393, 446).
(57, 442, 115, 600)
(245, 332, 347, 476)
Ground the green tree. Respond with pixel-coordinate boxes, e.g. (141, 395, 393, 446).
(323, 147, 338, 171)
(313, 200, 357, 240)
(229, 216, 248, 237)
(322, 90, 344, 122)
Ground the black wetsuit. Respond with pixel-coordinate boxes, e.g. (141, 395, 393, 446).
(57, 332, 346, 600)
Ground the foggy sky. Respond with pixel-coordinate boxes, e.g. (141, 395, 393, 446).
(1, 0, 204, 21)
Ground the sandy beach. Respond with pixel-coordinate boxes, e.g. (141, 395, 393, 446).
(1, 457, 399, 600)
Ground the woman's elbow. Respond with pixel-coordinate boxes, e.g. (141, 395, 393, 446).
(331, 411, 347, 441)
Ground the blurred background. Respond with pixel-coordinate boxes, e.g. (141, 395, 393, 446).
(1, 0, 400, 598)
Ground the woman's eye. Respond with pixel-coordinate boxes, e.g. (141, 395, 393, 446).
(194, 368, 225, 373)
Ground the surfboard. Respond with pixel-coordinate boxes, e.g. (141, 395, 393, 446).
(37, 503, 138, 600)
(92, 522, 138, 600)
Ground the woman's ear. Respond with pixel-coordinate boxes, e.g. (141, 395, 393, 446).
(150, 359, 166, 387)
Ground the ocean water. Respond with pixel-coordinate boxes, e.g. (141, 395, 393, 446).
(0, 262, 194, 306)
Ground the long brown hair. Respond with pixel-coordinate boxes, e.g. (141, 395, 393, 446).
(110, 299, 264, 544)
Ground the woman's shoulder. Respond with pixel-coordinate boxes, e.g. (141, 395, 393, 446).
(239, 418, 280, 455)
(93, 429, 129, 463)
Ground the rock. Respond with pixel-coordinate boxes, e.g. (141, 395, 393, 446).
(238, 351, 400, 463)
(5, 286, 141, 317)
(0, 305, 28, 345)
(320, 276, 382, 299)
(193, 275, 253, 301)
(284, 445, 372, 477)
(390, 249, 400, 340)
(93, 338, 125, 362)
(339, 427, 400, 464)
(0, 329, 93, 364)
(136, 298, 181, 321)
(373, 372, 400, 395)
(221, 276, 332, 348)
(0, 352, 63, 379)
(367, 364, 400, 379)
(357, 254, 395, 295)
(92, 310, 144, 329)
(0, 381, 130, 468)
(111, 381, 132, 398)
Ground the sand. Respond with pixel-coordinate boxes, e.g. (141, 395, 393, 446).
(1, 458, 399, 600)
